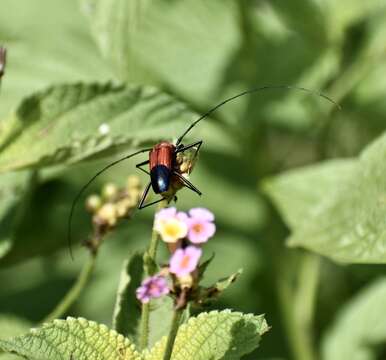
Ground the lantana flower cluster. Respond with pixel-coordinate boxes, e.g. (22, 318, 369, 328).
(136, 207, 216, 305)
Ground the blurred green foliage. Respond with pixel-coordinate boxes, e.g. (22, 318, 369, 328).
(0, 0, 386, 359)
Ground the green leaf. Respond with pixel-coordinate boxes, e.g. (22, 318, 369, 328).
(0, 315, 31, 340)
(0, 83, 198, 173)
(81, 0, 151, 82)
(0, 317, 142, 360)
(0, 171, 32, 260)
(325, 0, 385, 41)
(145, 310, 269, 360)
(0, 0, 112, 119)
(130, 0, 241, 105)
(112, 253, 174, 348)
(197, 253, 215, 281)
(147, 296, 174, 349)
(0, 315, 31, 359)
(113, 253, 143, 341)
(200, 270, 243, 304)
(322, 277, 386, 360)
(264, 131, 386, 263)
(213, 269, 243, 293)
(263, 159, 357, 230)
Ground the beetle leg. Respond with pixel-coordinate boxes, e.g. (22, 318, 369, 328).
(139, 197, 168, 209)
(173, 171, 202, 196)
(175, 140, 203, 154)
(137, 181, 167, 209)
(136, 160, 150, 175)
(138, 182, 151, 209)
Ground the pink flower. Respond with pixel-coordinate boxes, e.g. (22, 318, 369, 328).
(169, 246, 202, 277)
(187, 208, 216, 244)
(136, 275, 169, 304)
(154, 207, 189, 243)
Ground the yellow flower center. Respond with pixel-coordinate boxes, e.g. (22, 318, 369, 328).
(164, 223, 181, 238)
(156, 218, 187, 243)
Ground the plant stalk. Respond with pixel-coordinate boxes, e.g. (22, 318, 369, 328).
(42, 254, 97, 323)
(277, 252, 320, 360)
(162, 308, 183, 360)
(139, 199, 168, 351)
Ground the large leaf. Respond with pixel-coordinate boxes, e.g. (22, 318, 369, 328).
(81, 0, 152, 82)
(145, 310, 269, 360)
(263, 159, 357, 230)
(264, 131, 386, 263)
(130, 0, 240, 106)
(0, 315, 31, 359)
(0, 315, 31, 340)
(0, 317, 141, 360)
(0, 0, 112, 119)
(0, 171, 32, 260)
(322, 277, 386, 360)
(0, 83, 198, 172)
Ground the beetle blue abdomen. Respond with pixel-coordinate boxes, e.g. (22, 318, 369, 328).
(150, 165, 171, 193)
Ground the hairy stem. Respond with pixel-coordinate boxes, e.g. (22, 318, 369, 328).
(139, 199, 168, 351)
(43, 254, 97, 323)
(162, 308, 183, 360)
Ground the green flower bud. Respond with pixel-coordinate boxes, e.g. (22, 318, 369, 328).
(85, 194, 102, 212)
(102, 183, 118, 201)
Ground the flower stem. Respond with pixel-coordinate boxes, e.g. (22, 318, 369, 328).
(162, 308, 183, 360)
(42, 254, 97, 323)
(139, 199, 168, 351)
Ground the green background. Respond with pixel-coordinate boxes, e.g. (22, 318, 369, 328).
(1, 0, 386, 359)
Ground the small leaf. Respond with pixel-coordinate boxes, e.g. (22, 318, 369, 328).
(112, 253, 174, 348)
(322, 277, 386, 360)
(0, 83, 198, 173)
(197, 253, 215, 281)
(0, 317, 142, 360)
(147, 296, 174, 349)
(113, 253, 143, 341)
(200, 270, 243, 303)
(213, 269, 242, 293)
(145, 310, 269, 360)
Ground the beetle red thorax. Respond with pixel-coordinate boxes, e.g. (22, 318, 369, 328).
(149, 142, 176, 170)
(149, 142, 176, 194)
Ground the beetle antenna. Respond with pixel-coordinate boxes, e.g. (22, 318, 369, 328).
(176, 85, 340, 145)
(67, 148, 151, 259)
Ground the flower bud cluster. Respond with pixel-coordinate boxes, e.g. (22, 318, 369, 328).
(84, 175, 142, 251)
(175, 151, 197, 175)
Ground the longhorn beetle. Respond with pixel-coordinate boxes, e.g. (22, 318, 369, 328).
(68, 85, 340, 256)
